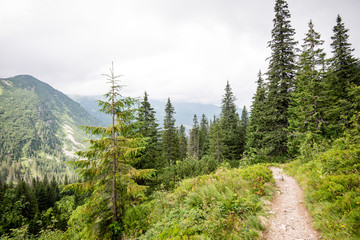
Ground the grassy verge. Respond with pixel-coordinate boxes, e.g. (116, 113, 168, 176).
(284, 133, 360, 239)
(123, 164, 274, 240)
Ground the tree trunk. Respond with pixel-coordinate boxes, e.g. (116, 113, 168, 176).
(111, 68, 117, 223)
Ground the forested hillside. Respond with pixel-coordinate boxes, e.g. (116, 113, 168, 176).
(0, 0, 359, 239)
(0, 75, 103, 183)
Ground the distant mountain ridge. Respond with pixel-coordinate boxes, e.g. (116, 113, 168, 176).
(70, 95, 223, 130)
(0, 75, 103, 183)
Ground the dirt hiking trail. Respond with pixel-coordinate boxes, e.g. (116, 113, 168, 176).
(263, 167, 321, 240)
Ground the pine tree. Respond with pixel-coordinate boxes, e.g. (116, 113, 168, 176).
(162, 98, 179, 165)
(48, 175, 60, 207)
(208, 117, 227, 162)
(288, 20, 327, 154)
(36, 176, 49, 212)
(263, 0, 297, 157)
(219, 81, 241, 160)
(198, 114, 210, 158)
(330, 15, 359, 88)
(68, 64, 151, 239)
(15, 179, 38, 220)
(178, 125, 188, 160)
(239, 106, 249, 155)
(137, 91, 162, 169)
(245, 71, 267, 158)
(325, 15, 360, 136)
(351, 62, 360, 113)
(189, 114, 200, 158)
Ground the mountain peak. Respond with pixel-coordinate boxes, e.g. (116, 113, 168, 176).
(0, 75, 103, 183)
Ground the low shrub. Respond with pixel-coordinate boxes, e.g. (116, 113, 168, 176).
(123, 165, 274, 239)
(156, 155, 220, 189)
(285, 131, 360, 239)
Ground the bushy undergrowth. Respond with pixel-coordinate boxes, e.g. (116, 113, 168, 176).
(156, 155, 220, 190)
(285, 128, 360, 239)
(123, 164, 274, 239)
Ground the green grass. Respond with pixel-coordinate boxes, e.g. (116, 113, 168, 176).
(123, 164, 274, 240)
(284, 132, 360, 240)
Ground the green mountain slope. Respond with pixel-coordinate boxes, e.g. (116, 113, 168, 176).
(0, 75, 103, 183)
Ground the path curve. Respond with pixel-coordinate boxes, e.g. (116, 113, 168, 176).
(263, 167, 321, 240)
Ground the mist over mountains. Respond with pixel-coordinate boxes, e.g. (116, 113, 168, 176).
(71, 95, 223, 130)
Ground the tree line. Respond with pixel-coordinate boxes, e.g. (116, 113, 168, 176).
(0, 175, 81, 237)
(136, 81, 249, 176)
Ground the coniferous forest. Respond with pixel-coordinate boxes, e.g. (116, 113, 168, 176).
(1, 0, 360, 239)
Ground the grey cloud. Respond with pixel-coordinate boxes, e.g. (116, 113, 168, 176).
(0, 0, 359, 109)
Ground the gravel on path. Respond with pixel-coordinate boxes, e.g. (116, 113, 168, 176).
(262, 167, 321, 240)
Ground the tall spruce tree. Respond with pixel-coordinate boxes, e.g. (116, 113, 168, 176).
(245, 71, 267, 158)
(68, 64, 151, 239)
(288, 20, 327, 155)
(198, 114, 210, 158)
(208, 116, 226, 162)
(351, 62, 360, 114)
(189, 114, 200, 158)
(325, 15, 360, 136)
(219, 81, 241, 160)
(15, 179, 38, 221)
(162, 98, 179, 164)
(178, 125, 188, 160)
(137, 92, 161, 169)
(239, 106, 249, 155)
(263, 0, 297, 157)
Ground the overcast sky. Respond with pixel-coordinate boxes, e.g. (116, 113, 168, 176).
(1, 0, 359, 108)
